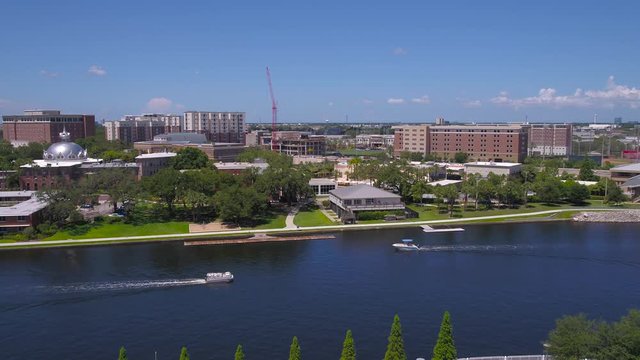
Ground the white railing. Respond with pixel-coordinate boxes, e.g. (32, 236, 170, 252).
(458, 356, 552, 360)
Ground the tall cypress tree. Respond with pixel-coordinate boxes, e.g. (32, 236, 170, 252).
(235, 344, 245, 360)
(289, 336, 301, 360)
(432, 311, 457, 360)
(179, 346, 190, 360)
(118, 346, 128, 360)
(340, 329, 356, 360)
(384, 314, 407, 360)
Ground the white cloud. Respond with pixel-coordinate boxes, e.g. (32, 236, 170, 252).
(393, 47, 407, 56)
(491, 76, 640, 109)
(411, 95, 430, 104)
(146, 97, 173, 112)
(88, 65, 107, 76)
(362, 98, 374, 105)
(40, 70, 59, 78)
(463, 100, 482, 108)
(387, 98, 406, 105)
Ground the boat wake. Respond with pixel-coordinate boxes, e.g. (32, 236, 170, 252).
(46, 279, 207, 293)
(419, 244, 529, 252)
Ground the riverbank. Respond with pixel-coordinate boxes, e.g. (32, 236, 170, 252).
(0, 208, 621, 251)
(573, 210, 640, 222)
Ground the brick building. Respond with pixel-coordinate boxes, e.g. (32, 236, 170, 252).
(2, 110, 95, 145)
(393, 123, 529, 162)
(103, 114, 182, 143)
(528, 124, 573, 157)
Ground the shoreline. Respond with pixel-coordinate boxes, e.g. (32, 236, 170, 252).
(0, 208, 613, 251)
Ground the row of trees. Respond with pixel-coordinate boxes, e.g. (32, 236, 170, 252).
(34, 147, 314, 234)
(547, 309, 640, 360)
(348, 157, 628, 214)
(116, 312, 456, 360)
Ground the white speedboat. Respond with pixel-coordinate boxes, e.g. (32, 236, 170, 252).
(392, 239, 420, 251)
(205, 272, 234, 283)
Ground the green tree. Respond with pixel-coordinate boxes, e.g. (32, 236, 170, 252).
(435, 185, 459, 217)
(605, 182, 628, 205)
(118, 346, 128, 360)
(563, 180, 590, 205)
(289, 336, 301, 360)
(501, 178, 524, 208)
(533, 175, 563, 204)
(142, 167, 182, 215)
(340, 330, 356, 360)
(383, 314, 407, 360)
(214, 186, 267, 225)
(547, 314, 600, 360)
(179, 346, 190, 360)
(171, 147, 211, 170)
(235, 344, 245, 360)
(410, 181, 431, 203)
(453, 152, 469, 163)
(578, 159, 599, 181)
(98, 168, 139, 212)
(432, 311, 457, 360)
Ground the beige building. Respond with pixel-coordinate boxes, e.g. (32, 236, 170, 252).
(183, 111, 245, 143)
(392, 124, 430, 157)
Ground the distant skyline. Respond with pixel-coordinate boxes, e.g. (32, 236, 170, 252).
(1, 0, 640, 124)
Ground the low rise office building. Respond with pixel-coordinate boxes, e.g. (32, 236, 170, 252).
(329, 184, 405, 221)
(133, 133, 244, 162)
(464, 161, 522, 177)
(135, 152, 176, 178)
(0, 191, 48, 233)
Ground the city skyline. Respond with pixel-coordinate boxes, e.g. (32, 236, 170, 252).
(1, 0, 640, 124)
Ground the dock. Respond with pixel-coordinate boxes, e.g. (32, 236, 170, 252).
(421, 225, 465, 233)
(184, 233, 336, 246)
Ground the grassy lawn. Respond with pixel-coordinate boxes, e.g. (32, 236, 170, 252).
(46, 221, 190, 240)
(294, 209, 335, 227)
(250, 213, 287, 230)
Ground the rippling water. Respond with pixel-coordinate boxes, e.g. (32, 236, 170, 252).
(0, 222, 638, 359)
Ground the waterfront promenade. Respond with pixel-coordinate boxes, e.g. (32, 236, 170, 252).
(0, 208, 617, 250)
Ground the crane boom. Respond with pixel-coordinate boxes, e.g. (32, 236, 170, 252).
(266, 66, 278, 151)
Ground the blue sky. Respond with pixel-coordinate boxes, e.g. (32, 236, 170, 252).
(1, 0, 639, 124)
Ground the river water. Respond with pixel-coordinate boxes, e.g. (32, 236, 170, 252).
(1, 222, 638, 360)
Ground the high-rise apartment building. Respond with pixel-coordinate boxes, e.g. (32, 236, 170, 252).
(103, 114, 182, 143)
(393, 123, 529, 162)
(528, 124, 573, 157)
(183, 111, 245, 144)
(2, 110, 95, 145)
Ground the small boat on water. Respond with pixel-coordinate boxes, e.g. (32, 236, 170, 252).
(392, 239, 420, 251)
(205, 272, 234, 283)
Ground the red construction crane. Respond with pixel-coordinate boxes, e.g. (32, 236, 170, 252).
(266, 66, 278, 151)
